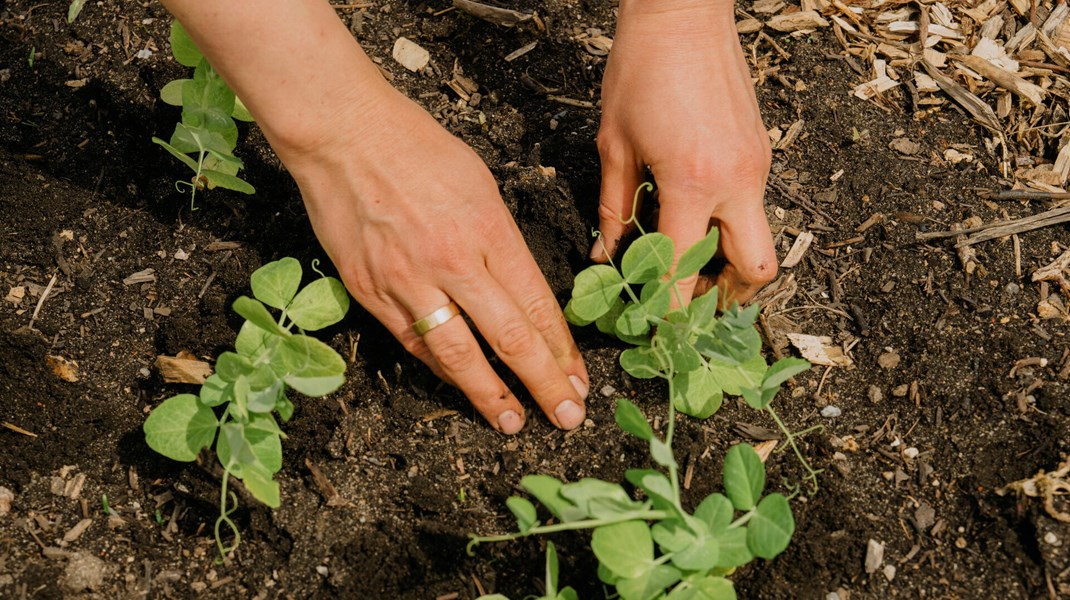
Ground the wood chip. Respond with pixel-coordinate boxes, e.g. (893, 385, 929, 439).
(504, 41, 537, 62)
(889, 137, 921, 155)
(47, 355, 79, 382)
(957, 54, 1046, 105)
(737, 18, 763, 34)
(775, 119, 805, 150)
(786, 333, 853, 367)
(1032, 249, 1070, 295)
(959, 206, 1070, 247)
(421, 408, 459, 422)
(154, 355, 212, 384)
(767, 10, 830, 32)
(452, 0, 532, 27)
(63, 518, 93, 543)
(5, 286, 25, 305)
(392, 37, 430, 72)
(921, 60, 1001, 133)
(780, 231, 814, 268)
(122, 268, 156, 286)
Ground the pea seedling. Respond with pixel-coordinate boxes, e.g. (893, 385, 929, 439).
(470, 183, 818, 599)
(153, 20, 255, 209)
(143, 258, 349, 559)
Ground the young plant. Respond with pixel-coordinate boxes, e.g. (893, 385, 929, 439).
(480, 542, 578, 600)
(153, 20, 255, 209)
(143, 258, 349, 558)
(469, 183, 817, 599)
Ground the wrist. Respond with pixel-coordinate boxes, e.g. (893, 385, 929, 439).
(618, 0, 734, 19)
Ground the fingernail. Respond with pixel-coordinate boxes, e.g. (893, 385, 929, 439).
(555, 400, 585, 430)
(569, 375, 589, 400)
(497, 410, 524, 435)
(589, 238, 609, 262)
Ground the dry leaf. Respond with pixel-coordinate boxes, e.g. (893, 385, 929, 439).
(786, 333, 853, 367)
(890, 138, 921, 155)
(5, 286, 25, 305)
(47, 355, 79, 382)
(155, 355, 212, 384)
(767, 10, 830, 32)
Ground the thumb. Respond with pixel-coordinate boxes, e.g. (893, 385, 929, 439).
(592, 142, 643, 262)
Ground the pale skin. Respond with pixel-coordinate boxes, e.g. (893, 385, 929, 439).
(159, 0, 776, 435)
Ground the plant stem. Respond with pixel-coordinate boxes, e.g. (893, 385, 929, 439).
(468, 510, 671, 546)
(764, 406, 823, 495)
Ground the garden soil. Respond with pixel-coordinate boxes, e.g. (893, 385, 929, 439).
(2, 1, 1069, 599)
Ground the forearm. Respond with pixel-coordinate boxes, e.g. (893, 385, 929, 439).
(158, 0, 395, 157)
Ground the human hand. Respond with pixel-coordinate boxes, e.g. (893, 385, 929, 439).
(593, 0, 777, 306)
(279, 85, 589, 435)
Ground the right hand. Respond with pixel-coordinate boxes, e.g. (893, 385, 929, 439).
(275, 84, 589, 435)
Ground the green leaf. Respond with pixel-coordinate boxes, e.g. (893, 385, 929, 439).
(638, 279, 672, 320)
(232, 95, 254, 122)
(569, 265, 625, 322)
(615, 303, 652, 338)
(665, 576, 736, 600)
(706, 355, 766, 396)
(233, 296, 289, 337)
(159, 79, 188, 106)
(279, 334, 346, 378)
(591, 521, 654, 579)
(620, 346, 662, 379)
(217, 421, 282, 477)
(185, 58, 235, 114)
(762, 357, 810, 390)
(595, 296, 627, 336)
(616, 564, 683, 600)
(151, 137, 199, 173)
(239, 464, 281, 508)
(275, 394, 295, 422)
(506, 497, 538, 533)
(520, 475, 587, 523)
(287, 277, 350, 331)
(235, 320, 272, 356)
(247, 377, 283, 413)
(251, 258, 302, 310)
(285, 374, 345, 397)
(652, 518, 695, 553)
(687, 287, 720, 331)
(170, 121, 232, 156)
(741, 386, 777, 411)
(203, 170, 255, 194)
(614, 399, 653, 441)
(649, 438, 677, 470)
(656, 321, 701, 374)
(199, 374, 229, 408)
(693, 493, 734, 533)
(671, 518, 719, 572)
(625, 469, 675, 512)
(670, 367, 723, 419)
(715, 526, 753, 569)
(748, 493, 794, 559)
(214, 351, 252, 382)
(545, 541, 560, 596)
(621, 233, 673, 284)
(560, 479, 644, 519)
(67, 0, 88, 23)
(169, 20, 203, 67)
(723, 444, 764, 511)
(143, 394, 218, 462)
(673, 227, 719, 281)
(563, 301, 594, 326)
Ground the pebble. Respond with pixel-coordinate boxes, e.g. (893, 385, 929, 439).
(0, 486, 13, 516)
(600, 385, 616, 397)
(883, 564, 897, 582)
(1044, 531, 1059, 545)
(867, 385, 883, 403)
(820, 405, 842, 418)
(63, 551, 106, 592)
(315, 565, 328, 576)
(864, 539, 884, 573)
(955, 536, 968, 549)
(902, 447, 919, 459)
(135, 49, 153, 59)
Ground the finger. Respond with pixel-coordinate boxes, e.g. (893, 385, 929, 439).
(365, 293, 456, 387)
(592, 137, 644, 262)
(450, 276, 588, 431)
(652, 184, 718, 308)
(710, 202, 778, 305)
(485, 233, 589, 391)
(402, 291, 528, 434)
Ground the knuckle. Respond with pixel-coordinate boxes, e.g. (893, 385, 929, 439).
(740, 256, 778, 287)
(434, 337, 478, 373)
(495, 318, 538, 360)
(523, 295, 564, 337)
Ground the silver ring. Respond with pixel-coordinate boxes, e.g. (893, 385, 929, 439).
(412, 301, 461, 336)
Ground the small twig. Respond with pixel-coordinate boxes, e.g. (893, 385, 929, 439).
(2, 421, 38, 437)
(28, 273, 58, 330)
(767, 178, 833, 220)
(546, 95, 597, 109)
(980, 189, 1070, 201)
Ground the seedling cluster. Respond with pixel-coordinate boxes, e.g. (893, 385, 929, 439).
(469, 184, 817, 599)
(143, 258, 349, 558)
(153, 20, 255, 208)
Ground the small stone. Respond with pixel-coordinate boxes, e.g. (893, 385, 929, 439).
(392, 37, 430, 72)
(315, 565, 329, 576)
(599, 385, 616, 398)
(867, 385, 883, 403)
(877, 350, 901, 369)
(191, 582, 207, 593)
(883, 564, 897, 581)
(136, 49, 153, 59)
(892, 384, 909, 397)
(820, 405, 842, 418)
(902, 447, 919, 459)
(174, 249, 189, 261)
(914, 502, 936, 531)
(1005, 282, 1020, 295)
(63, 552, 107, 592)
(0, 487, 13, 516)
(864, 539, 884, 573)
(955, 536, 967, 549)
(1044, 531, 1059, 545)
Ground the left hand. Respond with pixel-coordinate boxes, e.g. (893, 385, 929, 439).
(593, 0, 778, 306)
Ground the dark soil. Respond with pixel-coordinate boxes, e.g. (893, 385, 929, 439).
(2, 1, 1069, 599)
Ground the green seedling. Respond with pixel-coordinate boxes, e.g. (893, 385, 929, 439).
(479, 542, 578, 600)
(101, 494, 111, 515)
(469, 183, 817, 599)
(143, 258, 350, 559)
(153, 20, 255, 209)
(67, 0, 88, 23)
